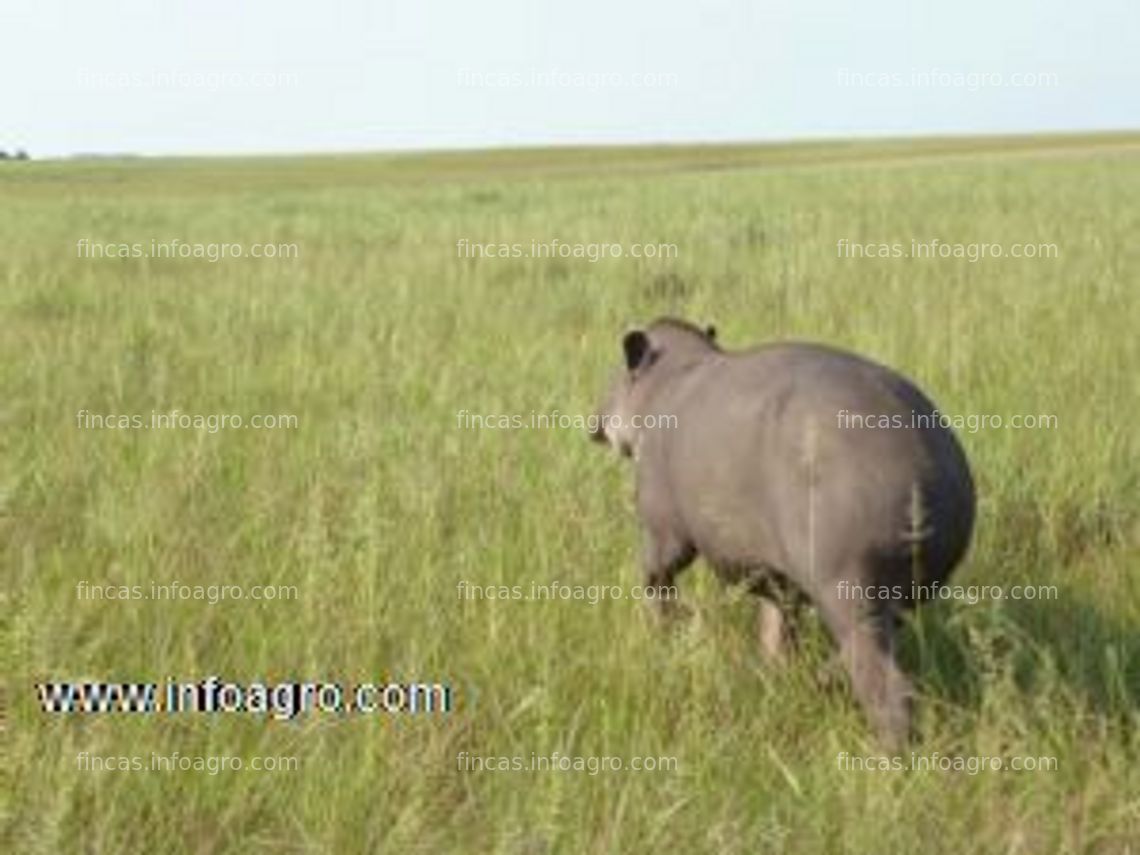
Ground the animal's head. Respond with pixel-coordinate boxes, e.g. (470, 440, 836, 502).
(590, 318, 718, 457)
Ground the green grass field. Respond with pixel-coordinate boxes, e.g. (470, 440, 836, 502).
(4, 132, 1140, 853)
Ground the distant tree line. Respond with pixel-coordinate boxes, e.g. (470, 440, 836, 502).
(0, 150, 31, 160)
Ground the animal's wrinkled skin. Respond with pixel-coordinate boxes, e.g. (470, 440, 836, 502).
(591, 318, 976, 748)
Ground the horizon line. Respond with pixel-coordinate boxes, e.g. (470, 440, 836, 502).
(13, 127, 1140, 163)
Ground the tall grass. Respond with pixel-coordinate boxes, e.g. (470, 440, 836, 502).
(4, 134, 1139, 853)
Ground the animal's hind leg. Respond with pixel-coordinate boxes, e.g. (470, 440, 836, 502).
(816, 589, 913, 750)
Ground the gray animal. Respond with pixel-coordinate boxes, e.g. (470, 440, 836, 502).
(591, 318, 975, 746)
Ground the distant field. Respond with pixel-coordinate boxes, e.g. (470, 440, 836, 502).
(4, 133, 1139, 853)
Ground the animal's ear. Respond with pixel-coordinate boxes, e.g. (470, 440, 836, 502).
(705, 325, 717, 341)
(623, 330, 652, 371)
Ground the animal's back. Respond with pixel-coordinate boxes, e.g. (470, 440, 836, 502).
(646, 342, 975, 599)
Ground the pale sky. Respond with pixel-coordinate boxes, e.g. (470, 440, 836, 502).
(2, 0, 1136, 158)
